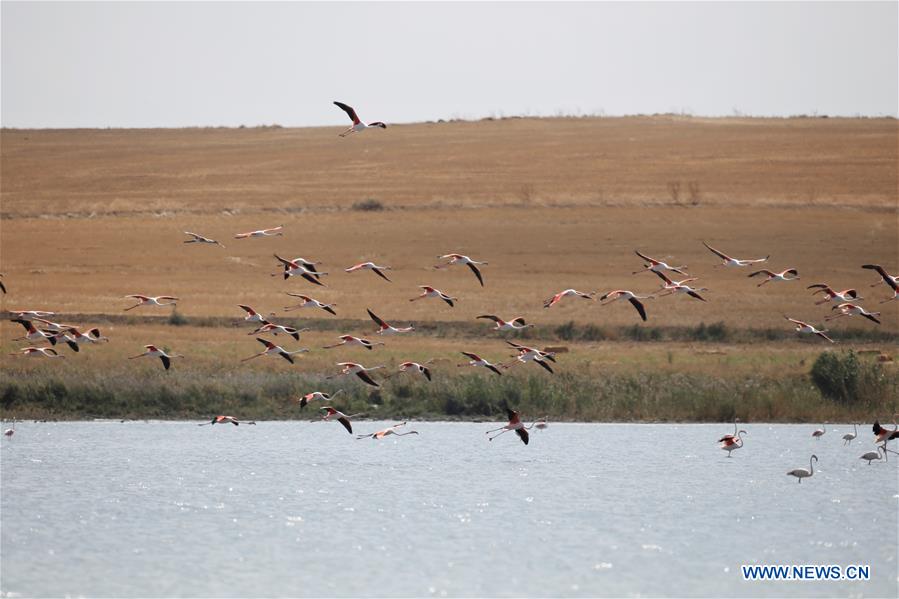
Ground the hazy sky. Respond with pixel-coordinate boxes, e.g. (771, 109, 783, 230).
(2, 1, 897, 128)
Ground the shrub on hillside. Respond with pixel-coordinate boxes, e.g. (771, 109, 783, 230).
(811, 350, 887, 404)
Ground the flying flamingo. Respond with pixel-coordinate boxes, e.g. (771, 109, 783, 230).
(633, 250, 690, 276)
(322, 335, 384, 351)
(391, 361, 434, 381)
(701, 241, 769, 267)
(873, 416, 899, 455)
(298, 390, 342, 409)
(367, 309, 414, 335)
(320, 406, 360, 434)
(719, 430, 747, 457)
(652, 271, 708, 302)
(356, 422, 420, 440)
(787, 454, 818, 483)
(409, 286, 457, 307)
(31, 317, 79, 333)
(528, 417, 548, 430)
(62, 326, 109, 347)
(249, 322, 309, 341)
(183, 231, 225, 247)
(4, 419, 15, 438)
(812, 424, 826, 439)
(842, 423, 858, 446)
(485, 408, 529, 444)
(346, 262, 392, 282)
(274, 255, 328, 286)
(747, 268, 800, 286)
(238, 305, 274, 323)
(860, 447, 885, 465)
(123, 295, 178, 311)
(9, 310, 55, 319)
(825, 303, 881, 325)
(198, 415, 256, 426)
(807, 284, 861, 305)
(599, 290, 653, 321)
(241, 338, 309, 364)
(234, 226, 283, 239)
(861, 264, 898, 297)
(10, 319, 60, 345)
(434, 254, 487, 286)
(284, 293, 337, 315)
(503, 341, 557, 374)
(458, 352, 503, 376)
(476, 315, 533, 331)
(333, 101, 387, 137)
(329, 362, 385, 387)
(9, 347, 65, 359)
(45, 331, 80, 352)
(128, 345, 182, 370)
(784, 316, 834, 343)
(543, 289, 596, 308)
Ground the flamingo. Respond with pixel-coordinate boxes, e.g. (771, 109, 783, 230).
(409, 286, 457, 307)
(9, 347, 65, 359)
(124, 295, 178, 311)
(356, 422, 420, 440)
(322, 335, 384, 351)
(329, 362, 385, 387)
(485, 408, 529, 444)
(241, 338, 309, 364)
(458, 352, 503, 376)
(62, 326, 109, 347)
(652, 271, 708, 302)
(394, 361, 433, 381)
(861, 264, 899, 296)
(719, 430, 747, 457)
(284, 293, 337, 315)
(4, 419, 15, 437)
(346, 262, 392, 282)
(128, 345, 182, 370)
(183, 231, 225, 247)
(249, 322, 309, 341)
(873, 416, 899, 446)
(812, 424, 826, 439)
(434, 254, 487, 286)
(9, 310, 55, 319)
(503, 341, 557, 374)
(784, 316, 834, 343)
(320, 406, 360, 434)
(599, 290, 653, 321)
(747, 268, 800, 286)
(45, 330, 81, 352)
(860, 447, 885, 465)
(10, 319, 60, 345)
(367, 309, 414, 335)
(234, 226, 283, 239)
(275, 256, 323, 278)
(476, 315, 533, 331)
(528, 417, 548, 430)
(333, 101, 387, 137)
(701, 242, 769, 267)
(787, 454, 818, 483)
(633, 250, 690, 276)
(543, 289, 596, 308)
(274, 255, 328, 286)
(718, 417, 741, 442)
(198, 415, 256, 426)
(842, 423, 858, 446)
(298, 390, 342, 409)
(807, 284, 861, 305)
(825, 303, 881, 325)
(31, 317, 79, 333)
(238, 305, 274, 323)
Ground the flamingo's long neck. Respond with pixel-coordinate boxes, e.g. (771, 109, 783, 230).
(809, 457, 815, 475)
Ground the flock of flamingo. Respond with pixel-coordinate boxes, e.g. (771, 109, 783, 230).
(2, 102, 898, 462)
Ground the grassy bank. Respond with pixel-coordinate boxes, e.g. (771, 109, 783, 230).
(2, 362, 896, 423)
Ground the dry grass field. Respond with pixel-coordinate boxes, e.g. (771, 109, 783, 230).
(1, 116, 897, 419)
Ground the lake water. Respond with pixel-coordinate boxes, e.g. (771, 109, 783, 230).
(1, 422, 897, 598)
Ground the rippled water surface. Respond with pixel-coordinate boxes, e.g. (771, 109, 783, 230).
(2, 422, 897, 597)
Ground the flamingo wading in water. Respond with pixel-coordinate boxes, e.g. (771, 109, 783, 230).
(787, 455, 818, 483)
